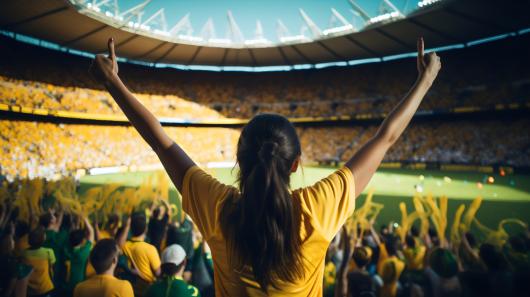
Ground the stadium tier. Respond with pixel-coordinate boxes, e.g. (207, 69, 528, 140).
(1, 118, 529, 181)
(1, 33, 530, 181)
(1, 34, 529, 120)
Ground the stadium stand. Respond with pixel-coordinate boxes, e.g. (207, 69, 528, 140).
(0, 33, 529, 180)
(1, 118, 528, 181)
(0, 34, 529, 119)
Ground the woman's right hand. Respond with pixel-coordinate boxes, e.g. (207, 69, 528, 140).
(417, 37, 441, 83)
(89, 38, 119, 84)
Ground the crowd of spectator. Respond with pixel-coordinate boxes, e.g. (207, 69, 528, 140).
(0, 34, 529, 119)
(0, 179, 528, 297)
(1, 117, 528, 181)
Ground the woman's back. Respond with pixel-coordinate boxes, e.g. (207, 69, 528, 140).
(181, 165, 356, 296)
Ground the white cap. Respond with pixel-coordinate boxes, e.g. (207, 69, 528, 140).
(161, 244, 186, 266)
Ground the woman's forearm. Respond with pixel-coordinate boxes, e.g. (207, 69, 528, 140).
(103, 74, 173, 152)
(376, 74, 433, 145)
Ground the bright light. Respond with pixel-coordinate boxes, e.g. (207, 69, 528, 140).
(154, 29, 170, 36)
(322, 24, 354, 36)
(369, 11, 400, 23)
(244, 38, 271, 45)
(178, 35, 203, 42)
(280, 35, 309, 43)
(209, 38, 232, 44)
(418, 0, 442, 8)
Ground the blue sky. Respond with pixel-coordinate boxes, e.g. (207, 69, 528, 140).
(119, 0, 416, 41)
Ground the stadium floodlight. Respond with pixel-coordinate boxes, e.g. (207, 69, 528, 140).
(244, 20, 271, 46)
(330, 8, 352, 27)
(381, 0, 404, 17)
(348, 0, 371, 22)
(208, 38, 232, 45)
(276, 20, 291, 40)
(277, 19, 309, 44)
(418, 0, 443, 8)
(90, 0, 119, 16)
(141, 8, 168, 32)
(322, 24, 354, 36)
(169, 13, 193, 36)
(119, 0, 151, 25)
(299, 9, 322, 38)
(369, 11, 401, 23)
(255, 20, 265, 40)
(324, 8, 355, 36)
(177, 34, 203, 42)
(279, 35, 309, 43)
(201, 18, 216, 41)
(368, 0, 404, 25)
(226, 10, 245, 44)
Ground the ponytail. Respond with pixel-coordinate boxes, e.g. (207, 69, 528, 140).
(220, 114, 304, 291)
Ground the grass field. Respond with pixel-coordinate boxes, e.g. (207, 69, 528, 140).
(80, 166, 530, 234)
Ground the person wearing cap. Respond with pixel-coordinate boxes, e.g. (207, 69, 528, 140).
(74, 239, 133, 297)
(145, 244, 200, 297)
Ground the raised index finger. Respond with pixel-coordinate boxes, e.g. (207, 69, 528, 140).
(417, 37, 425, 65)
(107, 37, 116, 62)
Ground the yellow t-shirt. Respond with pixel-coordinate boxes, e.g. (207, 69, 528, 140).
(98, 230, 113, 240)
(403, 245, 426, 270)
(182, 166, 355, 297)
(73, 274, 134, 297)
(122, 238, 161, 283)
(23, 247, 56, 295)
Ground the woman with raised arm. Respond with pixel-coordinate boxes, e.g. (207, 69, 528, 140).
(89, 37, 440, 296)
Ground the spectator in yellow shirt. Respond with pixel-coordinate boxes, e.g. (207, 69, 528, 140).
(121, 212, 161, 296)
(89, 36, 441, 296)
(23, 227, 55, 297)
(403, 235, 426, 271)
(74, 238, 133, 297)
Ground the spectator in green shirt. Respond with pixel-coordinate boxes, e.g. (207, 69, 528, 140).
(40, 210, 68, 290)
(145, 244, 200, 297)
(65, 216, 95, 295)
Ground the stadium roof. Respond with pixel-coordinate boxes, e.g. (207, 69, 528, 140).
(1, 0, 529, 67)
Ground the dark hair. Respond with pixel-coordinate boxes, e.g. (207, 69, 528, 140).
(0, 234, 13, 256)
(405, 235, 416, 248)
(69, 229, 86, 247)
(130, 212, 147, 237)
(90, 239, 119, 274)
(464, 232, 476, 248)
(353, 247, 371, 268)
(380, 225, 389, 234)
(39, 213, 53, 228)
(28, 227, 46, 248)
(428, 227, 440, 246)
(15, 221, 29, 239)
(386, 235, 400, 256)
(430, 248, 458, 278)
(106, 214, 119, 230)
(410, 225, 419, 237)
(509, 235, 527, 253)
(479, 243, 507, 271)
(161, 261, 186, 277)
(220, 113, 304, 291)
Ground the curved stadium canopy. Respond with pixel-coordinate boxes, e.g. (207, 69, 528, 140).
(0, 0, 529, 67)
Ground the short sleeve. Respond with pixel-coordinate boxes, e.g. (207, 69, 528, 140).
(181, 166, 236, 239)
(48, 248, 56, 264)
(148, 245, 161, 272)
(295, 167, 355, 241)
(119, 280, 135, 297)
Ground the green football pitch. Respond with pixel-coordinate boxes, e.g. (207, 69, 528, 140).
(79, 166, 530, 232)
